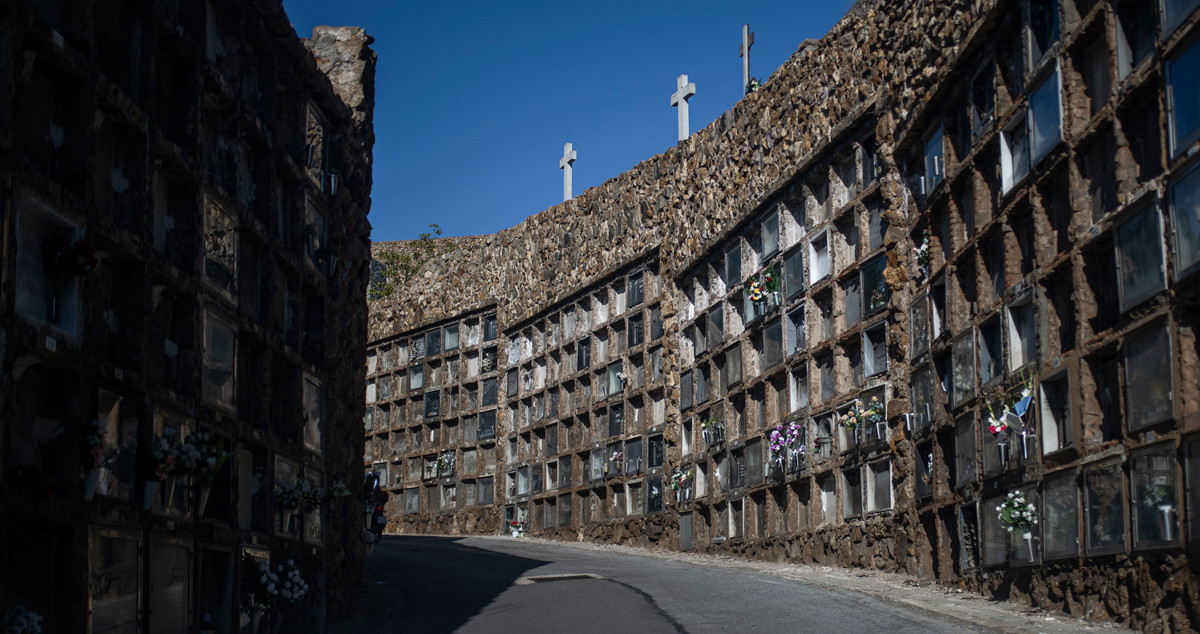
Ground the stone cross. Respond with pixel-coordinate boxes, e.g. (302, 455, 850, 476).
(670, 74, 696, 142)
(739, 24, 755, 92)
(559, 142, 577, 201)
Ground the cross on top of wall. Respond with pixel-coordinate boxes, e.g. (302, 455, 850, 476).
(740, 24, 755, 93)
(671, 74, 696, 142)
(559, 143, 577, 202)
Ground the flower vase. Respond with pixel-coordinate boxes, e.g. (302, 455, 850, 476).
(874, 421, 886, 441)
(164, 479, 178, 508)
(1022, 531, 1034, 561)
(143, 480, 160, 509)
(1159, 504, 1176, 542)
(997, 441, 1009, 466)
(47, 293, 60, 325)
(83, 468, 101, 501)
(1020, 432, 1032, 460)
(198, 486, 212, 516)
(282, 508, 296, 531)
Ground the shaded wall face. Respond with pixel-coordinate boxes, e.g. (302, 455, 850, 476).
(0, 2, 375, 632)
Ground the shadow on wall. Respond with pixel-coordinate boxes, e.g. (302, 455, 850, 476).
(331, 535, 547, 634)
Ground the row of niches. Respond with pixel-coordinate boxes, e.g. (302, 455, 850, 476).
(909, 2, 1200, 266)
(364, 352, 500, 419)
(362, 340, 669, 435)
(365, 307, 667, 423)
(677, 175, 886, 328)
(504, 479, 670, 533)
(914, 436, 1200, 569)
(906, 0, 1194, 211)
(504, 341, 667, 424)
(363, 404, 500, 445)
(914, 140, 1198, 336)
(671, 459, 896, 547)
(504, 264, 663, 368)
(910, 183, 1200, 386)
(71, 388, 327, 543)
(393, 477, 500, 516)
(365, 413, 502, 471)
(912, 315, 1196, 468)
(366, 312, 499, 377)
(677, 380, 891, 466)
(680, 316, 889, 428)
(505, 304, 666, 400)
(502, 433, 668, 497)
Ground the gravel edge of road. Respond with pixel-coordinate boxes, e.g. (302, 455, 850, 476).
(453, 534, 1131, 633)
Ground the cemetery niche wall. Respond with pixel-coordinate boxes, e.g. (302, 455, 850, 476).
(0, 2, 376, 633)
(368, 0, 1200, 629)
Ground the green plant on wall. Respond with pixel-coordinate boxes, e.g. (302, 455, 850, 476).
(368, 224, 456, 301)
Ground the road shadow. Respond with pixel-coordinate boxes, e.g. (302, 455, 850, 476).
(332, 535, 548, 634)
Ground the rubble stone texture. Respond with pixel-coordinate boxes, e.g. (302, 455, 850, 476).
(0, 1, 375, 632)
(369, 0, 1200, 630)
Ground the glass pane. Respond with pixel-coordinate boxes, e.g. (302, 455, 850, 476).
(843, 277, 861, 327)
(90, 534, 140, 634)
(1116, 207, 1166, 309)
(148, 543, 189, 633)
(762, 211, 779, 258)
(1169, 37, 1200, 155)
(784, 248, 804, 298)
(981, 496, 1008, 566)
(1043, 472, 1078, 559)
(1086, 463, 1126, 554)
(1172, 165, 1200, 275)
(1165, 0, 1200, 32)
(951, 335, 976, 406)
(444, 324, 459, 350)
(955, 415, 977, 487)
(303, 377, 323, 453)
(911, 294, 930, 355)
(925, 125, 945, 188)
(1132, 450, 1179, 547)
(483, 314, 498, 341)
(862, 256, 889, 314)
(725, 244, 741, 285)
(1030, 68, 1062, 163)
(764, 319, 784, 369)
(1126, 326, 1172, 430)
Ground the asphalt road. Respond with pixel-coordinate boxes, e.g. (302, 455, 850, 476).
(333, 535, 993, 634)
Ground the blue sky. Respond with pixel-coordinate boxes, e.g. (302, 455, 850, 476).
(282, 1, 852, 241)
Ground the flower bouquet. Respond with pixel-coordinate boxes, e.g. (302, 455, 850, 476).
(41, 234, 98, 323)
(744, 264, 781, 306)
(145, 430, 179, 508)
(997, 490, 1039, 559)
(4, 607, 44, 634)
(82, 419, 109, 501)
(700, 418, 724, 444)
(241, 553, 309, 611)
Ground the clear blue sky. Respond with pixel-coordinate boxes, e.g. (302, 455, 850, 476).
(282, 1, 853, 241)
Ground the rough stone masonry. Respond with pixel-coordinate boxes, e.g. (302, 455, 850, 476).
(367, 0, 1200, 630)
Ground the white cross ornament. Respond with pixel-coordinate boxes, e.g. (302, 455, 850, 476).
(559, 142, 577, 201)
(671, 74, 696, 142)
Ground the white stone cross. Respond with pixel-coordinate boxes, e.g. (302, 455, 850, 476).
(559, 142, 577, 201)
(670, 74, 696, 142)
(739, 24, 755, 92)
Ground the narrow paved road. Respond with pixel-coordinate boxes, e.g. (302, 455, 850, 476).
(334, 535, 1000, 634)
